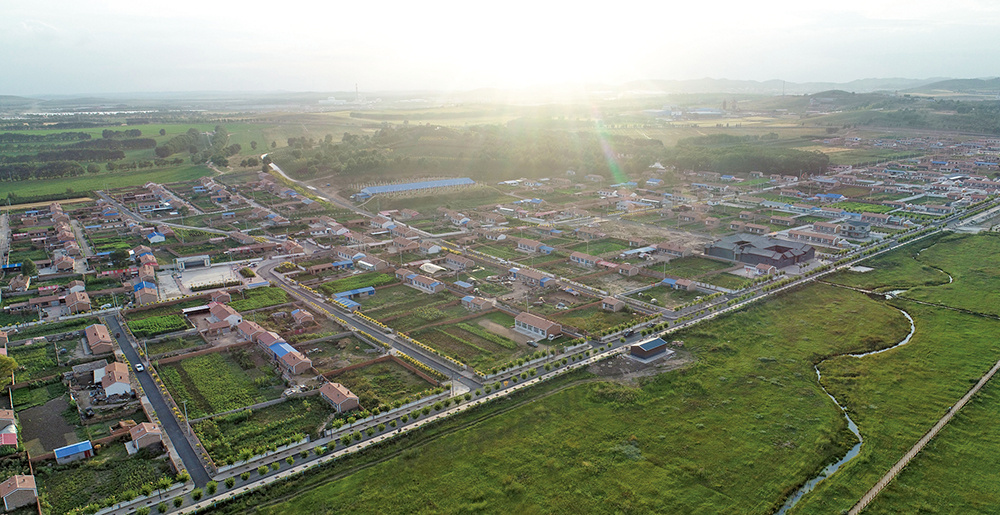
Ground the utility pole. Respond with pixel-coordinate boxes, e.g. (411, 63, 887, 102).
(183, 400, 189, 434)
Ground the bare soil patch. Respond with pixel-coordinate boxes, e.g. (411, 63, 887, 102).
(21, 396, 76, 455)
(587, 349, 694, 383)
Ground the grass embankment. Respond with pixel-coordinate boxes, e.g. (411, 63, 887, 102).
(242, 284, 911, 514)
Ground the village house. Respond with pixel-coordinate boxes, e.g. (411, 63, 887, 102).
(406, 274, 445, 294)
(618, 264, 640, 277)
(418, 241, 441, 255)
(770, 215, 796, 226)
(812, 221, 841, 235)
(461, 296, 493, 311)
(661, 277, 696, 291)
(510, 268, 554, 288)
(98, 362, 132, 397)
(787, 229, 841, 247)
(236, 320, 265, 342)
(54, 441, 93, 465)
(8, 275, 30, 292)
(319, 382, 360, 413)
(860, 212, 892, 226)
(444, 255, 475, 271)
(601, 297, 626, 312)
(279, 350, 313, 376)
(208, 302, 243, 327)
(654, 242, 691, 258)
(291, 308, 315, 327)
(85, 324, 114, 354)
(66, 291, 91, 314)
(211, 290, 232, 304)
(0, 475, 36, 511)
(570, 252, 598, 268)
(126, 422, 163, 454)
(514, 312, 562, 340)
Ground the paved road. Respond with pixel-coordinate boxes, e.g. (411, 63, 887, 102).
(0, 213, 9, 265)
(102, 315, 212, 487)
(70, 220, 94, 257)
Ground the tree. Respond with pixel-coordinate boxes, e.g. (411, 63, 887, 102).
(206, 481, 217, 495)
(20, 259, 37, 277)
(159, 129, 166, 136)
(240, 472, 250, 481)
(158, 502, 168, 513)
(285, 456, 294, 465)
(137, 507, 150, 515)
(250, 141, 257, 150)
(225, 477, 235, 488)
(257, 465, 268, 476)
(110, 249, 130, 268)
(271, 141, 277, 148)
(191, 488, 203, 501)
(173, 497, 183, 508)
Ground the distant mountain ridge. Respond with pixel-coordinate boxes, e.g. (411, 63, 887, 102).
(622, 77, 949, 95)
(902, 78, 1000, 95)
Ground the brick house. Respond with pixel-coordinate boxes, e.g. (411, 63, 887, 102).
(319, 382, 360, 413)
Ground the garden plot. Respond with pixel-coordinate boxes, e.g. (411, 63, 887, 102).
(410, 311, 533, 371)
(157, 349, 283, 419)
(35, 440, 174, 515)
(145, 334, 206, 356)
(317, 272, 397, 296)
(297, 336, 378, 374)
(381, 302, 470, 333)
(566, 238, 631, 256)
(250, 305, 343, 344)
(514, 289, 590, 317)
(627, 284, 703, 309)
(331, 359, 437, 408)
(194, 397, 336, 466)
(552, 304, 641, 335)
(573, 271, 659, 295)
(661, 256, 733, 278)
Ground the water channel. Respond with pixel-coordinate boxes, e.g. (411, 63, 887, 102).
(776, 308, 916, 514)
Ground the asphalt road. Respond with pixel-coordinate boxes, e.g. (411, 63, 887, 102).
(102, 315, 212, 487)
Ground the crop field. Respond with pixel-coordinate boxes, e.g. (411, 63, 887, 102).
(331, 359, 436, 408)
(474, 243, 521, 261)
(297, 336, 375, 374)
(12, 379, 67, 411)
(363, 288, 455, 319)
(627, 284, 703, 308)
(317, 272, 397, 295)
(382, 302, 470, 333)
(701, 271, 750, 290)
(145, 334, 205, 356)
(36, 443, 173, 515)
(126, 298, 207, 321)
(566, 239, 631, 255)
(126, 314, 188, 338)
(835, 201, 896, 214)
(250, 284, 913, 514)
(158, 350, 282, 418)
(228, 286, 290, 312)
(410, 311, 530, 371)
(194, 397, 336, 466)
(661, 256, 733, 278)
(552, 305, 638, 334)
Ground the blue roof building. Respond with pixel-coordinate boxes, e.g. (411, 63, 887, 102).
(359, 178, 475, 197)
(54, 441, 93, 464)
(631, 337, 671, 359)
(268, 342, 296, 358)
(133, 281, 157, 292)
(332, 286, 376, 299)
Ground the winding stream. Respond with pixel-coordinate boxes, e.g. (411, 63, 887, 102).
(776, 308, 916, 514)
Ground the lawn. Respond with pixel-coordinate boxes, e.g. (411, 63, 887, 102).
(194, 397, 335, 466)
(661, 256, 733, 278)
(552, 305, 639, 334)
(251, 284, 913, 515)
(835, 201, 896, 214)
(35, 443, 173, 515)
(627, 284, 703, 308)
(157, 350, 282, 418)
(701, 271, 750, 290)
(825, 235, 951, 291)
(331, 359, 436, 408)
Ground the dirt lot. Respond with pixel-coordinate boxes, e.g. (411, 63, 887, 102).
(600, 220, 714, 250)
(475, 318, 531, 344)
(21, 396, 77, 455)
(587, 349, 694, 384)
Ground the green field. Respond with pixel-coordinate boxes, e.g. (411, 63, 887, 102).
(826, 232, 952, 291)
(551, 305, 638, 334)
(627, 284, 703, 308)
(660, 256, 733, 278)
(3, 165, 212, 200)
(896, 232, 1000, 316)
(330, 359, 436, 408)
(318, 272, 397, 296)
(194, 397, 335, 466)
(834, 201, 896, 214)
(566, 239, 631, 255)
(250, 284, 911, 514)
(126, 314, 189, 338)
(158, 351, 282, 418)
(228, 287, 291, 312)
(409, 312, 530, 371)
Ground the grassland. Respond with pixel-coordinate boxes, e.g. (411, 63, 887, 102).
(864, 375, 1000, 513)
(897, 232, 1000, 316)
(158, 351, 282, 418)
(790, 300, 1000, 513)
(566, 239, 631, 255)
(551, 305, 639, 334)
(317, 272, 397, 295)
(330, 359, 436, 408)
(250, 284, 911, 514)
(3, 165, 211, 200)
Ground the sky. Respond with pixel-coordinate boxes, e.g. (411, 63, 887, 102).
(1, 0, 999, 96)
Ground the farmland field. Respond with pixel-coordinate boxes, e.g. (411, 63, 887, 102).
(566, 239, 631, 255)
(317, 272, 397, 295)
(661, 256, 733, 278)
(194, 397, 335, 466)
(8, 340, 71, 381)
(145, 334, 206, 356)
(552, 305, 638, 334)
(835, 201, 895, 214)
(229, 287, 290, 312)
(36, 443, 173, 515)
(3, 164, 212, 201)
(410, 311, 530, 371)
(158, 350, 282, 418)
(126, 314, 188, 338)
(331, 359, 436, 408)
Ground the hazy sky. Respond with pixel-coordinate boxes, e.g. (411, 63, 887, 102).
(2, 0, 998, 95)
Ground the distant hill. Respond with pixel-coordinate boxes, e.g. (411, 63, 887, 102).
(902, 78, 1000, 96)
(0, 95, 37, 108)
(623, 77, 947, 95)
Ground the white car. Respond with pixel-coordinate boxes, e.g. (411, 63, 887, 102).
(134, 363, 145, 372)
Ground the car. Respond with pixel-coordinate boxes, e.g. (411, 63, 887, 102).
(134, 363, 145, 372)
(526, 340, 539, 348)
(623, 329, 635, 337)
